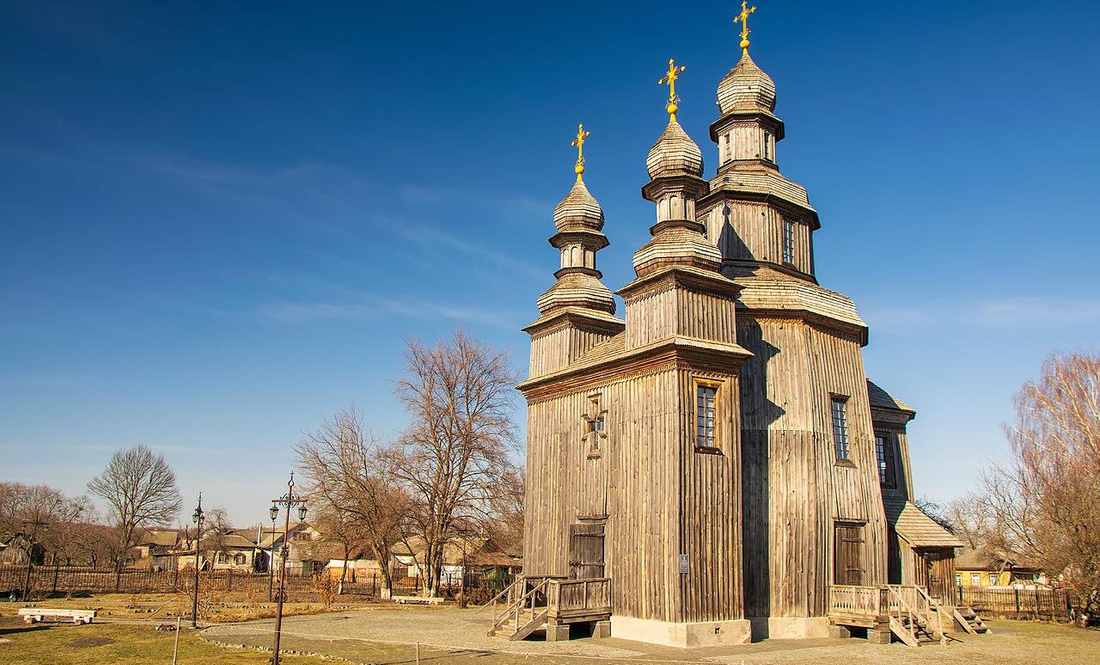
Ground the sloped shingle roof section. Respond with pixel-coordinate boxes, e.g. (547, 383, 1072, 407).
(867, 380, 915, 415)
(884, 499, 963, 548)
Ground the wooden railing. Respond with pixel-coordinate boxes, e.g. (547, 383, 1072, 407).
(828, 584, 885, 618)
(488, 577, 549, 637)
(547, 578, 611, 621)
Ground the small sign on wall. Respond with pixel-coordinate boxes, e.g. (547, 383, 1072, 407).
(678, 553, 690, 575)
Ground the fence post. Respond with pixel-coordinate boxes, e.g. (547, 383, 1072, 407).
(1014, 588, 1020, 618)
(53, 564, 60, 594)
(228, 568, 233, 592)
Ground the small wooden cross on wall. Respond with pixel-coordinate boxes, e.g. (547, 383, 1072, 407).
(582, 392, 607, 459)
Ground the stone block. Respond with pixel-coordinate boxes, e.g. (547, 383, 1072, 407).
(593, 620, 611, 638)
(546, 623, 570, 642)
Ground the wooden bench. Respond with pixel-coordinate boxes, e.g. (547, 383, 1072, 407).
(393, 595, 444, 606)
(18, 608, 96, 625)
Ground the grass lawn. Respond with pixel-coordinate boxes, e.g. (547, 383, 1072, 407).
(0, 616, 327, 665)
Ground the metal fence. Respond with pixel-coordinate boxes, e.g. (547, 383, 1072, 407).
(958, 586, 1078, 622)
(0, 565, 315, 598)
(0, 564, 503, 602)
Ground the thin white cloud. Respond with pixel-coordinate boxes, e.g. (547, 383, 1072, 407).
(865, 296, 1100, 333)
(255, 293, 524, 330)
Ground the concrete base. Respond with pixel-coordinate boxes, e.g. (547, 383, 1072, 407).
(593, 620, 611, 638)
(867, 629, 893, 645)
(546, 624, 570, 642)
(610, 616, 752, 648)
(828, 624, 852, 639)
(747, 617, 831, 640)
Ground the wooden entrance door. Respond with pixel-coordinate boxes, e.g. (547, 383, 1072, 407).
(834, 523, 866, 586)
(569, 523, 605, 579)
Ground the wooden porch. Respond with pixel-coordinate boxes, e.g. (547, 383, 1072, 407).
(487, 576, 612, 641)
(829, 584, 970, 647)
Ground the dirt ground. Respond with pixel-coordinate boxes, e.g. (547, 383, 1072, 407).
(205, 608, 1100, 664)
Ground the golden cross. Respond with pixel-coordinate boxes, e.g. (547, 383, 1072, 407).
(570, 123, 591, 182)
(658, 58, 686, 123)
(735, 1, 757, 55)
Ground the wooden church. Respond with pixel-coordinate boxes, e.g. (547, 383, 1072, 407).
(505, 4, 970, 649)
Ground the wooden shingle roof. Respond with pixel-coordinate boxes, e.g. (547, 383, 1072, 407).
(867, 380, 915, 415)
(884, 499, 963, 548)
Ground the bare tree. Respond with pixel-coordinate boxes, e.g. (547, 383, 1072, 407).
(394, 329, 519, 597)
(295, 407, 407, 599)
(87, 444, 182, 572)
(979, 352, 1100, 617)
(0, 482, 89, 564)
(200, 506, 232, 566)
(310, 504, 360, 595)
(943, 494, 993, 551)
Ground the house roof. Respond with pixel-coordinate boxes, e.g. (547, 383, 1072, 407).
(867, 380, 915, 415)
(136, 529, 180, 547)
(884, 499, 963, 548)
(221, 534, 257, 549)
(955, 548, 1042, 572)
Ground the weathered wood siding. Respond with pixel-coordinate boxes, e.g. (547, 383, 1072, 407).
(624, 284, 738, 350)
(524, 359, 744, 623)
(529, 325, 617, 377)
(738, 314, 888, 619)
(699, 201, 812, 276)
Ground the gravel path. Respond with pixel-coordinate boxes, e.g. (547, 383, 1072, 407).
(203, 610, 1100, 665)
(205, 606, 648, 658)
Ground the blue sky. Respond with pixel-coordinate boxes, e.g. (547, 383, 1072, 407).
(2, 0, 1097, 525)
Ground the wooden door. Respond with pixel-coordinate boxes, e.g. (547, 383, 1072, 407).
(569, 523, 605, 579)
(834, 523, 866, 586)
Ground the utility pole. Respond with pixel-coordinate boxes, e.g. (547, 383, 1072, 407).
(269, 472, 307, 665)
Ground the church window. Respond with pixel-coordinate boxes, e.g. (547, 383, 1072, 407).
(831, 397, 850, 460)
(875, 433, 897, 488)
(696, 382, 718, 451)
(583, 393, 607, 459)
(763, 131, 771, 160)
(782, 219, 795, 264)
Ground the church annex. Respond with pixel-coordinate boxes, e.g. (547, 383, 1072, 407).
(511, 4, 965, 648)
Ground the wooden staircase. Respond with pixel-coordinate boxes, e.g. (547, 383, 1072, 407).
(486, 578, 549, 641)
(953, 606, 991, 635)
(885, 585, 948, 647)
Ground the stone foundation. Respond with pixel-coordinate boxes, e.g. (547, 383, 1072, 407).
(593, 620, 611, 638)
(546, 623, 570, 642)
(747, 617, 831, 640)
(610, 616, 752, 647)
(828, 624, 852, 639)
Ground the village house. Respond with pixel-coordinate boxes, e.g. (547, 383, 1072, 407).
(512, 4, 972, 649)
(258, 522, 325, 576)
(955, 549, 1048, 589)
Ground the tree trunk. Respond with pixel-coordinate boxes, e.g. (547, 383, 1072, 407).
(338, 543, 350, 596)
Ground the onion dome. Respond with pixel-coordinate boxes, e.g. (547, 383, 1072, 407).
(552, 180, 604, 231)
(716, 52, 776, 115)
(645, 121, 704, 179)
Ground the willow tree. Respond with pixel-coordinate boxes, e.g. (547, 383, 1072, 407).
(982, 352, 1100, 618)
(394, 330, 518, 597)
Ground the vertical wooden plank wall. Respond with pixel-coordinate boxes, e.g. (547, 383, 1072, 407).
(738, 315, 887, 619)
(700, 201, 812, 276)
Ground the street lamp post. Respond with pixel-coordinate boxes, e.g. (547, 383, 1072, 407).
(269, 472, 307, 665)
(267, 513, 277, 602)
(191, 493, 205, 629)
